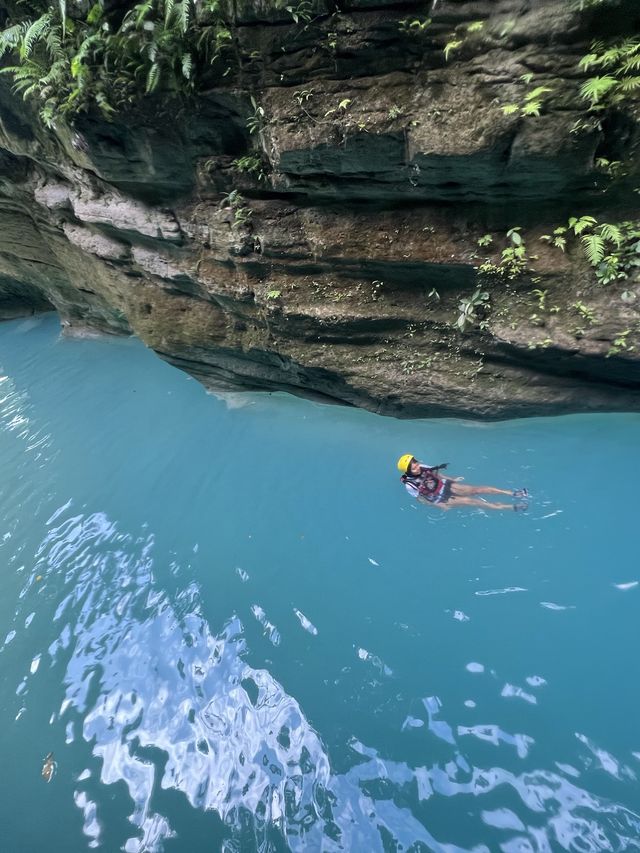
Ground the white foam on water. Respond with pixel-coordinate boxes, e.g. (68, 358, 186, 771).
(401, 716, 424, 730)
(556, 762, 580, 778)
(251, 605, 281, 646)
(293, 608, 318, 636)
(475, 587, 527, 596)
(501, 683, 537, 705)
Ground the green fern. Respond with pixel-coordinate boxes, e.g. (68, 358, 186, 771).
(581, 233, 605, 265)
(181, 51, 192, 79)
(146, 60, 160, 91)
(164, 0, 175, 27)
(621, 54, 640, 73)
(444, 39, 462, 61)
(618, 76, 640, 93)
(58, 0, 67, 41)
(580, 75, 617, 104)
(569, 215, 597, 235)
(21, 14, 52, 59)
(0, 23, 25, 60)
(0, 0, 232, 125)
(178, 1, 191, 35)
(133, 1, 154, 28)
(525, 86, 552, 101)
(599, 223, 623, 246)
(521, 101, 541, 117)
(578, 52, 600, 72)
(578, 37, 640, 110)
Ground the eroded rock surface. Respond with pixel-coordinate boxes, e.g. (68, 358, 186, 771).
(0, 0, 639, 418)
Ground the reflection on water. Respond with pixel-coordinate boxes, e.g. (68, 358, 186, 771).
(26, 505, 639, 851)
(1, 317, 640, 852)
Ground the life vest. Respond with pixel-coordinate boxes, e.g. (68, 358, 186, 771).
(401, 466, 445, 502)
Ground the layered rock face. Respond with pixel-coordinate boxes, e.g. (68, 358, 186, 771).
(1, 0, 639, 417)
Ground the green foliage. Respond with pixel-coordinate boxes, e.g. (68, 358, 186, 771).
(540, 226, 567, 252)
(578, 38, 640, 111)
(276, 0, 313, 24)
(595, 157, 625, 178)
(232, 155, 267, 182)
(323, 98, 351, 118)
(502, 85, 553, 118)
(398, 18, 431, 35)
(293, 88, 314, 106)
(221, 189, 252, 227)
(266, 289, 282, 300)
(456, 288, 490, 332)
(247, 96, 266, 135)
(572, 301, 597, 324)
(477, 227, 528, 281)
(442, 16, 487, 63)
(532, 288, 547, 311)
(443, 39, 462, 61)
(607, 329, 635, 358)
(0, 0, 237, 126)
(542, 217, 640, 285)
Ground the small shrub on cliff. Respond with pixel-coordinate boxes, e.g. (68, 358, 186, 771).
(232, 155, 267, 182)
(477, 228, 528, 282)
(456, 288, 490, 332)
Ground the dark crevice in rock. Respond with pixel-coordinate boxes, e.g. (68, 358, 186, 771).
(0, 276, 56, 319)
(488, 344, 640, 391)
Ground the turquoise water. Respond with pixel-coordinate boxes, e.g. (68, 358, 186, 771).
(0, 314, 639, 852)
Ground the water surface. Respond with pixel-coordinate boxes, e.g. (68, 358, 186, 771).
(0, 315, 638, 852)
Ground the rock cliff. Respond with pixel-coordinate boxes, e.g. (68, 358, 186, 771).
(1, 0, 639, 417)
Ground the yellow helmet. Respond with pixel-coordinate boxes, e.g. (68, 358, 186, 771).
(397, 454, 414, 474)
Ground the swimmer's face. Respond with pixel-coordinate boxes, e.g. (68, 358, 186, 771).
(409, 459, 421, 475)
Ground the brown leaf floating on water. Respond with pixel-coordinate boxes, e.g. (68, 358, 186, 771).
(42, 752, 55, 783)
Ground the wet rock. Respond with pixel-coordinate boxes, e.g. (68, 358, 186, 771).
(0, 0, 639, 418)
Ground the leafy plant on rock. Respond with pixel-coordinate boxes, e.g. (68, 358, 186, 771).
(456, 287, 490, 332)
(502, 85, 554, 118)
(232, 154, 267, 182)
(398, 18, 431, 35)
(477, 228, 528, 281)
